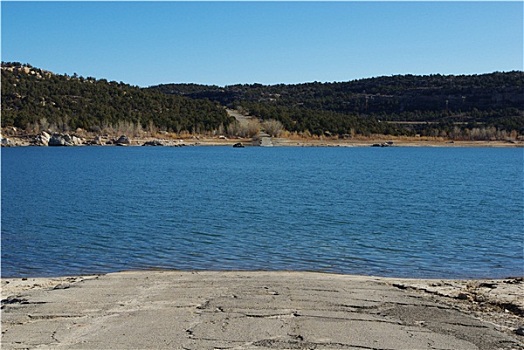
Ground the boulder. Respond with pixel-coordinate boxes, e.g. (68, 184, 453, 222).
(71, 135, 84, 145)
(116, 135, 130, 145)
(1, 137, 13, 147)
(34, 131, 51, 146)
(48, 133, 84, 146)
(143, 140, 164, 146)
(48, 134, 68, 146)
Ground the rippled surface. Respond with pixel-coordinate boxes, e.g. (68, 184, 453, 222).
(2, 146, 523, 278)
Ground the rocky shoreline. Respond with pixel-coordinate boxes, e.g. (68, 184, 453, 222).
(1, 131, 193, 147)
(2, 130, 523, 148)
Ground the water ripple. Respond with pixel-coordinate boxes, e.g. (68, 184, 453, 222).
(2, 147, 523, 278)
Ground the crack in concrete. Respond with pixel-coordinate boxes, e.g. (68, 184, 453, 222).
(244, 312, 299, 319)
(50, 329, 60, 344)
(251, 338, 397, 350)
(442, 321, 490, 329)
(27, 314, 84, 320)
(299, 313, 404, 325)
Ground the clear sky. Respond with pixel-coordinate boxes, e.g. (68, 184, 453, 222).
(1, 1, 522, 87)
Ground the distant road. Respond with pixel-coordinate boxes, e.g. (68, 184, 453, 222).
(226, 108, 256, 126)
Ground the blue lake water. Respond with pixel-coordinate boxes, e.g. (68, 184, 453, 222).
(1, 146, 523, 279)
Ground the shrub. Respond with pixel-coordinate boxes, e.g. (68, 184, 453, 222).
(262, 119, 284, 137)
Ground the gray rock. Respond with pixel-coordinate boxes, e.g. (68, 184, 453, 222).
(116, 135, 130, 145)
(41, 131, 51, 141)
(63, 134, 73, 144)
(71, 135, 83, 145)
(48, 134, 68, 146)
(1, 137, 13, 146)
(48, 133, 84, 146)
(143, 140, 164, 146)
(33, 131, 51, 146)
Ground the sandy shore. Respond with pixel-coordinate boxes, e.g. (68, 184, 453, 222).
(1, 271, 522, 349)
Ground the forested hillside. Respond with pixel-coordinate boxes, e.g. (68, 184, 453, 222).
(2, 62, 523, 140)
(1, 62, 232, 134)
(152, 72, 524, 138)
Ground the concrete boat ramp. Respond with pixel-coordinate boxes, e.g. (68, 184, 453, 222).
(2, 271, 522, 349)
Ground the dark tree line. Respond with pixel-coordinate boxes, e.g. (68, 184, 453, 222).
(3, 61, 523, 139)
(151, 71, 524, 137)
(1, 62, 232, 134)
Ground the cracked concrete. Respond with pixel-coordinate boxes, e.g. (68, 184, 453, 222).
(1, 271, 523, 349)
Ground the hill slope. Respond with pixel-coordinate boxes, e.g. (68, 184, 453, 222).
(151, 72, 524, 138)
(1, 62, 232, 134)
(2, 62, 523, 140)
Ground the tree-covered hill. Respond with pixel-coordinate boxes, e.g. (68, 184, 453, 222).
(2, 62, 523, 140)
(151, 72, 524, 138)
(1, 62, 232, 134)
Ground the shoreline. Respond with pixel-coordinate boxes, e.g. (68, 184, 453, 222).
(2, 270, 522, 349)
(2, 133, 523, 148)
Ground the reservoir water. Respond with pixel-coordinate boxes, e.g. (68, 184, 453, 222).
(1, 146, 522, 278)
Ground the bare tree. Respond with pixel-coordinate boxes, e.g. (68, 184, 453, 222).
(262, 119, 284, 137)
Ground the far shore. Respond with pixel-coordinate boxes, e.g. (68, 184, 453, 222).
(2, 131, 523, 148)
(1, 270, 523, 349)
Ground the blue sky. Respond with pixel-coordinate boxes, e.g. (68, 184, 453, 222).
(2, 1, 522, 87)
